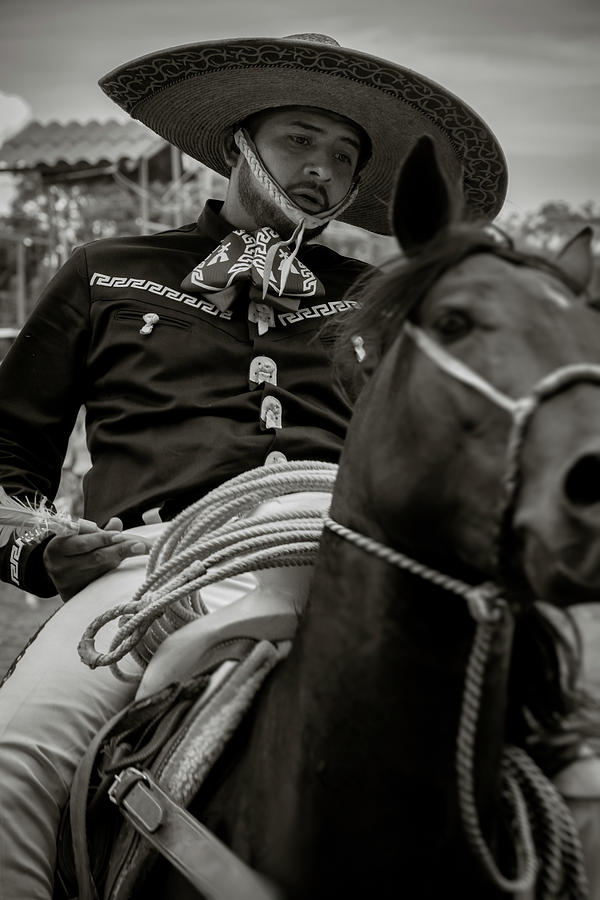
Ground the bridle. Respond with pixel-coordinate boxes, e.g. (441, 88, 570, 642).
(402, 321, 600, 564)
(327, 318, 600, 615)
(324, 319, 600, 896)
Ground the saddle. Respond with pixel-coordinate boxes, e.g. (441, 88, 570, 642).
(55, 587, 296, 900)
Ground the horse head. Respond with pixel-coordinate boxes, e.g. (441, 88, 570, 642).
(334, 135, 600, 609)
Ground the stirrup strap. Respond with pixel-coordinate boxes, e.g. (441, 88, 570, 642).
(109, 767, 282, 900)
(67, 640, 256, 900)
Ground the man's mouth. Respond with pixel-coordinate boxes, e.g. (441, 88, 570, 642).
(289, 187, 327, 212)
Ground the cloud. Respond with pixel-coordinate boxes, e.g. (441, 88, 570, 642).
(0, 92, 31, 144)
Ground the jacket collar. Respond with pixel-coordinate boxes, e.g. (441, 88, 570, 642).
(196, 199, 236, 242)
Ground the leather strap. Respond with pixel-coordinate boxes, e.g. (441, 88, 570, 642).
(109, 767, 282, 900)
(67, 640, 255, 900)
(68, 677, 206, 900)
(404, 321, 521, 414)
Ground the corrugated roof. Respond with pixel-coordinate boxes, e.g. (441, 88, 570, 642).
(0, 119, 166, 173)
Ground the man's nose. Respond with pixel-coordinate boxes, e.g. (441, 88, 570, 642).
(303, 154, 332, 180)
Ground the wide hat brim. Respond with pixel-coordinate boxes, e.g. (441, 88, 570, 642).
(99, 35, 508, 234)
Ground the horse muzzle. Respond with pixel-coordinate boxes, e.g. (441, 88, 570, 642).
(513, 436, 600, 606)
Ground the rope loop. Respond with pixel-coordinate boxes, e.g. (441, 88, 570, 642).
(464, 582, 504, 624)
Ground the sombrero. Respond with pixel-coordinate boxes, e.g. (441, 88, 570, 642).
(99, 33, 508, 234)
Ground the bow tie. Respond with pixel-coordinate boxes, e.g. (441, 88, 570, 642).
(181, 227, 325, 329)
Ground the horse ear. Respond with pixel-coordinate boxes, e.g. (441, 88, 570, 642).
(391, 135, 458, 255)
(556, 227, 594, 294)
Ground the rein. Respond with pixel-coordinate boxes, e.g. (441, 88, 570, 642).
(323, 514, 587, 897)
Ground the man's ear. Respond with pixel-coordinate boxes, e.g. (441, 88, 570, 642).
(222, 130, 240, 169)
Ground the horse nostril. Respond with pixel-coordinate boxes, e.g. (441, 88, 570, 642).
(564, 454, 600, 506)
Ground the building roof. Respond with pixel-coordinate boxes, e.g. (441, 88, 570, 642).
(0, 119, 166, 175)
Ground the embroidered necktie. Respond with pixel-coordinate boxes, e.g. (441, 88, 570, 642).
(181, 226, 325, 334)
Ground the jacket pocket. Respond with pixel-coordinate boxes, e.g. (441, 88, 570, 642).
(112, 309, 192, 331)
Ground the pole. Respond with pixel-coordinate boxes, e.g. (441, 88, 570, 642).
(170, 145, 183, 227)
(15, 240, 26, 327)
(139, 157, 149, 233)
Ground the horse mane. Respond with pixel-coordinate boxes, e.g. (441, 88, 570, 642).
(332, 223, 580, 368)
(507, 603, 599, 776)
(329, 222, 600, 775)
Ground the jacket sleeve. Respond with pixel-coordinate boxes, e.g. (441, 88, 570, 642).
(0, 247, 91, 595)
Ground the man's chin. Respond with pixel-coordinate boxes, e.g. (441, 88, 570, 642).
(248, 204, 328, 241)
(238, 163, 330, 241)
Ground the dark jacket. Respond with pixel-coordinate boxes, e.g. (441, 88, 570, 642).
(0, 201, 369, 595)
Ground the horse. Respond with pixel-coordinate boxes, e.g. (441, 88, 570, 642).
(59, 136, 600, 899)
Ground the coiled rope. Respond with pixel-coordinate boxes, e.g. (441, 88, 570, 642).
(78, 461, 337, 681)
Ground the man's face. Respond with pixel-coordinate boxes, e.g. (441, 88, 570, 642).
(248, 106, 363, 214)
(229, 106, 364, 237)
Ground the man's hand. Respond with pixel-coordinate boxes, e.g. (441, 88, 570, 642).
(43, 517, 149, 601)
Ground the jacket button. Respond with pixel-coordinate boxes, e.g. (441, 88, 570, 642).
(140, 313, 160, 334)
(249, 356, 277, 389)
(260, 396, 283, 430)
(248, 300, 275, 335)
(264, 451, 287, 465)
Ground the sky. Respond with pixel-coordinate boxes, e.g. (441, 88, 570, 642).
(0, 0, 599, 218)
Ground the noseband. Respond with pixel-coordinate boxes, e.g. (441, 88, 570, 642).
(403, 321, 600, 560)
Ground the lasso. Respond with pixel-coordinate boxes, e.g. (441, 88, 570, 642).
(78, 460, 337, 680)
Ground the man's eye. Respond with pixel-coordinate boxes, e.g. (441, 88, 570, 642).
(433, 310, 473, 341)
(335, 152, 352, 165)
(289, 135, 310, 145)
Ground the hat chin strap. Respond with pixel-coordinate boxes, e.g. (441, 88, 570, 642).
(233, 128, 359, 231)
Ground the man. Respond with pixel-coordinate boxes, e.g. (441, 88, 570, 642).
(0, 33, 506, 898)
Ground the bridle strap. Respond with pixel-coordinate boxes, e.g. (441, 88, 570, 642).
(403, 322, 525, 415)
(403, 321, 600, 421)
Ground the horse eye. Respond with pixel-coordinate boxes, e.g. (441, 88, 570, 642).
(433, 309, 473, 341)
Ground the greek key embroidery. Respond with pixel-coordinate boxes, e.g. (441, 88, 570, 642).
(90, 273, 233, 319)
(277, 299, 360, 326)
(9, 539, 24, 586)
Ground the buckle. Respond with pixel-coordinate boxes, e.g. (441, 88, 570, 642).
(108, 767, 164, 833)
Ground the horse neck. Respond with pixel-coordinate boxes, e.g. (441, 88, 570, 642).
(202, 524, 515, 898)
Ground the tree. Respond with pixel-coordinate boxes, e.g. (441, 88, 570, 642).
(0, 168, 226, 324)
(498, 200, 600, 252)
